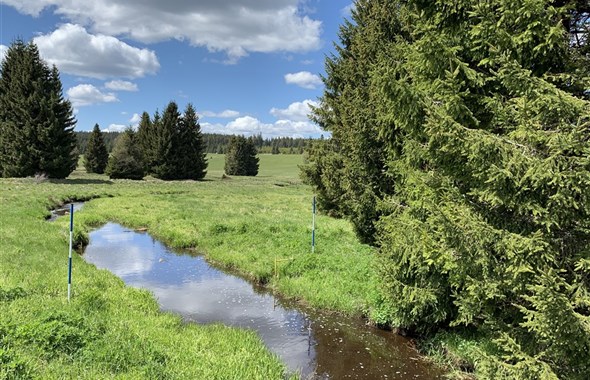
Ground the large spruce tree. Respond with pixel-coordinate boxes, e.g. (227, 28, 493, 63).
(136, 111, 155, 172)
(225, 136, 259, 176)
(84, 124, 108, 174)
(139, 102, 208, 180)
(174, 103, 207, 180)
(306, 1, 590, 378)
(301, 1, 398, 243)
(0, 40, 77, 178)
(150, 102, 179, 179)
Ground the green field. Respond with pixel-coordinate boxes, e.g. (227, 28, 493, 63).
(206, 153, 304, 178)
(0, 154, 376, 379)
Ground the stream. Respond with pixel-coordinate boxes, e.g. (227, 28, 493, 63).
(48, 201, 84, 221)
(83, 222, 443, 379)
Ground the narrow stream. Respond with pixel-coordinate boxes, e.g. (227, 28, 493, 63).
(83, 223, 443, 379)
(48, 202, 84, 221)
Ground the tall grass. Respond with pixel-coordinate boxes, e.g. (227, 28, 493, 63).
(0, 155, 374, 379)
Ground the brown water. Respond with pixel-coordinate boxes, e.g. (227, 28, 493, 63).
(83, 223, 443, 379)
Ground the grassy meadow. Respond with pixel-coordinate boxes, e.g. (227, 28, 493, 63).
(206, 153, 304, 178)
(0, 154, 378, 379)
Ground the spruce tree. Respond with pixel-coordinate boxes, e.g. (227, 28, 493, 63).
(174, 103, 207, 180)
(84, 124, 108, 174)
(225, 135, 259, 176)
(300, 139, 346, 217)
(151, 102, 180, 180)
(271, 143, 280, 155)
(307, 0, 590, 378)
(136, 111, 155, 172)
(0, 40, 77, 178)
(106, 128, 144, 180)
(141, 103, 208, 180)
(243, 137, 259, 176)
(303, 0, 398, 243)
(0, 40, 40, 177)
(37, 65, 77, 178)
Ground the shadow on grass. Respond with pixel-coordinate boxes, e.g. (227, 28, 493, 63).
(50, 178, 114, 185)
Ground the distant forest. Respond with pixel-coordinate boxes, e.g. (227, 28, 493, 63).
(75, 131, 314, 155)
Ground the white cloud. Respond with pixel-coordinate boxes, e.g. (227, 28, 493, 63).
(201, 110, 241, 118)
(34, 24, 160, 79)
(226, 116, 266, 133)
(201, 116, 322, 138)
(6, 1, 322, 63)
(270, 99, 317, 122)
(100, 114, 140, 133)
(66, 84, 118, 107)
(341, 3, 355, 17)
(103, 124, 127, 132)
(284, 71, 322, 89)
(129, 113, 142, 124)
(0, 45, 7, 62)
(200, 99, 323, 137)
(105, 80, 138, 91)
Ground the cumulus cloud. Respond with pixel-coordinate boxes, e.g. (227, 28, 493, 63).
(284, 71, 322, 89)
(202, 116, 322, 138)
(6, 1, 322, 63)
(270, 99, 317, 122)
(34, 24, 160, 79)
(0, 45, 7, 62)
(226, 116, 268, 134)
(105, 80, 139, 92)
(201, 110, 241, 118)
(103, 124, 128, 132)
(200, 99, 323, 137)
(67, 84, 118, 107)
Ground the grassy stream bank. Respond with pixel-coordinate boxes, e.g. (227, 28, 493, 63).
(0, 155, 382, 379)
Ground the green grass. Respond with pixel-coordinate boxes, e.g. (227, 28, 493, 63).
(419, 329, 500, 380)
(206, 153, 304, 179)
(0, 155, 375, 379)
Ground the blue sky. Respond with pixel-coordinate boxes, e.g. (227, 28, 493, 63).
(0, 1, 354, 137)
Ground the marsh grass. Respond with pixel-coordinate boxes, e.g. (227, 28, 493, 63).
(0, 155, 372, 379)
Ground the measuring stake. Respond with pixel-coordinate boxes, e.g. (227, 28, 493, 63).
(67, 203, 73, 302)
(312, 196, 316, 254)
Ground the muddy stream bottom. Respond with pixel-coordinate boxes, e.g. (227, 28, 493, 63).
(83, 223, 443, 379)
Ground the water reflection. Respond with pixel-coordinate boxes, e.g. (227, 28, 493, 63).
(84, 223, 442, 379)
(48, 202, 84, 221)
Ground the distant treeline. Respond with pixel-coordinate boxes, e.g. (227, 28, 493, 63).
(76, 131, 315, 155)
(204, 133, 313, 154)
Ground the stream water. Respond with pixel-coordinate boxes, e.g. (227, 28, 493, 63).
(47, 202, 85, 221)
(83, 223, 443, 379)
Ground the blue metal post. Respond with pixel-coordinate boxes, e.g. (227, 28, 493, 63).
(312, 196, 316, 253)
(67, 203, 73, 302)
